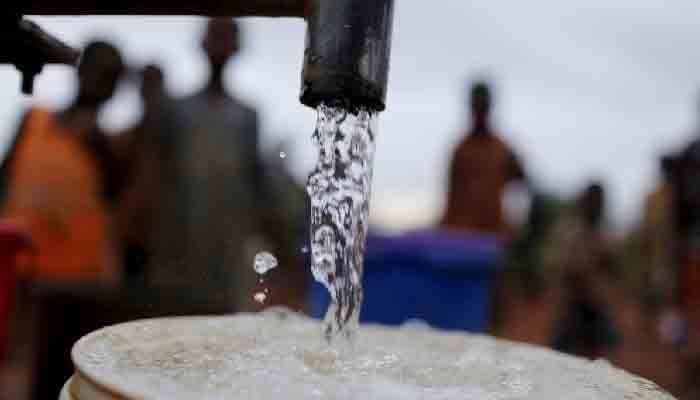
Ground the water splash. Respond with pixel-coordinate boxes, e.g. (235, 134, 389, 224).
(253, 292, 267, 304)
(253, 252, 277, 305)
(254, 252, 278, 275)
(307, 103, 377, 343)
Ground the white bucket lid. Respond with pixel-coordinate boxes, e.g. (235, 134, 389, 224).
(67, 310, 675, 400)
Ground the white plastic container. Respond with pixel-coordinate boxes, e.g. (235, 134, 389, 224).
(60, 310, 675, 400)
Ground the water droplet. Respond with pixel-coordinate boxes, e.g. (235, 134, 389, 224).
(254, 252, 278, 275)
(253, 292, 267, 304)
(279, 151, 287, 159)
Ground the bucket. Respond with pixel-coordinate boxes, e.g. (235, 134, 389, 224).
(308, 229, 503, 331)
(60, 310, 674, 399)
(32, 281, 238, 400)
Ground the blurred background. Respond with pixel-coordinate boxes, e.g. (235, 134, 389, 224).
(2, 1, 700, 399)
(4, 2, 700, 230)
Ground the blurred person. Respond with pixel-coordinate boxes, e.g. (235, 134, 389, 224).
(0, 43, 124, 399)
(0, 41, 125, 283)
(441, 81, 526, 238)
(147, 19, 267, 311)
(504, 193, 564, 297)
(549, 182, 621, 359)
(670, 135, 700, 375)
(641, 156, 678, 313)
(676, 138, 700, 315)
(494, 193, 566, 345)
(112, 64, 182, 280)
(674, 94, 700, 318)
(675, 131, 700, 400)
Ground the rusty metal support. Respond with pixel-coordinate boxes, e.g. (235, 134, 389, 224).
(1, 14, 80, 93)
(4, 0, 307, 94)
(18, 0, 308, 17)
(6, 0, 396, 111)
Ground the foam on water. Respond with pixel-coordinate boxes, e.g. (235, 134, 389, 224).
(306, 104, 376, 342)
(72, 311, 675, 400)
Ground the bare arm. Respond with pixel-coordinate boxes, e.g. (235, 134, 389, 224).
(507, 149, 526, 183)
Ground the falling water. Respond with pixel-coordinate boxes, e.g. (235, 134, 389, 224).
(253, 252, 278, 304)
(307, 103, 377, 343)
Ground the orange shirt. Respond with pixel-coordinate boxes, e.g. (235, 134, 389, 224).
(2, 108, 118, 282)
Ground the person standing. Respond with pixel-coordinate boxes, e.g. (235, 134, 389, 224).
(641, 156, 678, 313)
(113, 65, 182, 281)
(148, 19, 266, 311)
(442, 81, 526, 238)
(1, 41, 125, 283)
(549, 183, 621, 359)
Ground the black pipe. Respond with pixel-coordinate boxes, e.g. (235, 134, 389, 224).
(300, 0, 394, 112)
(12, 0, 396, 110)
(18, 0, 307, 17)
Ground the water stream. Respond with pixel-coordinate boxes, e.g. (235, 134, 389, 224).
(306, 103, 377, 343)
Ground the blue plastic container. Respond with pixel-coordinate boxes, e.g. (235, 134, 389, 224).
(308, 229, 503, 332)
